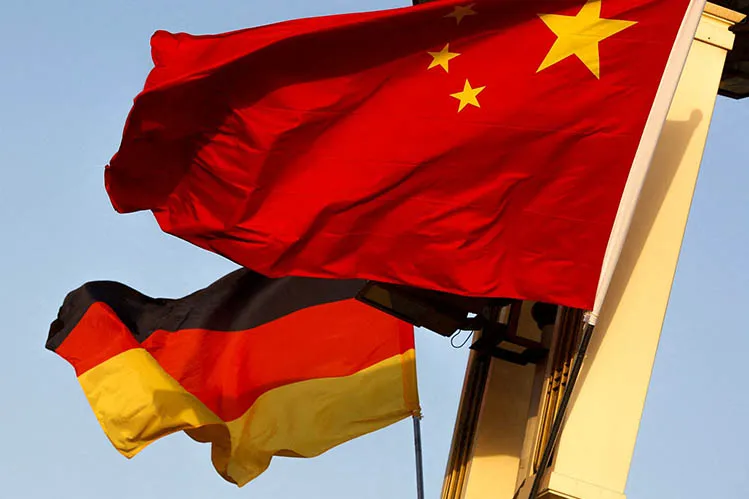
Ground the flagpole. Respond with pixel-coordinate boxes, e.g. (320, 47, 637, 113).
(524, 1, 707, 497)
(413, 414, 425, 499)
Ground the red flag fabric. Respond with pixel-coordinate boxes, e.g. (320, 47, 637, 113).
(105, 0, 693, 310)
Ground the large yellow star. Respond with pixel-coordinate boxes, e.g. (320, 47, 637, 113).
(445, 4, 477, 25)
(537, 0, 636, 78)
(450, 80, 485, 112)
(428, 43, 460, 73)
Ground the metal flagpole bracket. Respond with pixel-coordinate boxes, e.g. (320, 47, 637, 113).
(469, 308, 548, 366)
(356, 282, 548, 366)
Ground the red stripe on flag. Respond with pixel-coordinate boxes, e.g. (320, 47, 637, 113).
(56, 298, 413, 421)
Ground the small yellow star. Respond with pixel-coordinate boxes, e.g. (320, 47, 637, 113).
(445, 4, 477, 25)
(450, 79, 485, 112)
(427, 43, 461, 73)
(538, 0, 636, 78)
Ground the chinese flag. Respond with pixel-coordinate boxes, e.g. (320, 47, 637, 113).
(105, 0, 695, 310)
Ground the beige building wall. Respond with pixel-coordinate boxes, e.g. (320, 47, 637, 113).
(462, 305, 545, 499)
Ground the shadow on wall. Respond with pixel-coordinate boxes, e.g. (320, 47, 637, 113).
(569, 108, 704, 416)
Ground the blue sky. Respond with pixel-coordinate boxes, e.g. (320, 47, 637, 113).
(1, 1, 748, 498)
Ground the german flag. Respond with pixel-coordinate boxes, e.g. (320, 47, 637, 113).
(46, 270, 419, 486)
